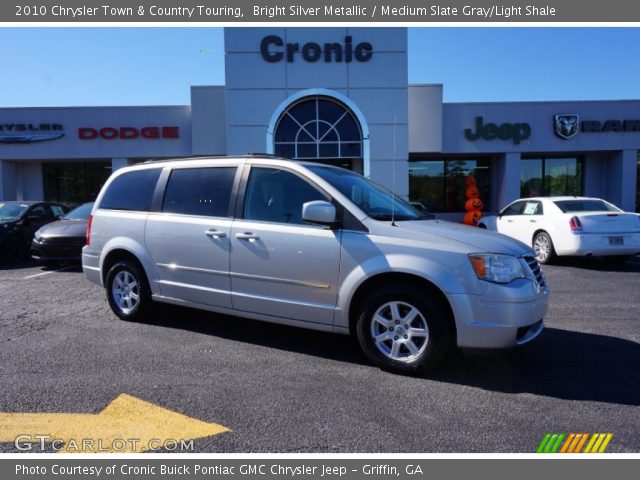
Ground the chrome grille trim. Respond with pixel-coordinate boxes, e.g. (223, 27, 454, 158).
(522, 255, 546, 289)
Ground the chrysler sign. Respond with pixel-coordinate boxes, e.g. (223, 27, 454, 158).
(0, 123, 65, 144)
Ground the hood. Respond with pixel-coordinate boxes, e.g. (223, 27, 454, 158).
(38, 219, 88, 238)
(373, 219, 533, 257)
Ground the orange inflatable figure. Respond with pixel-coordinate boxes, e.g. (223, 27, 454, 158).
(463, 175, 483, 225)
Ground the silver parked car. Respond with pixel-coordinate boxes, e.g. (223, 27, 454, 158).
(82, 156, 549, 373)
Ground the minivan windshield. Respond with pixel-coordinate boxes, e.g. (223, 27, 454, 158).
(0, 203, 28, 221)
(308, 166, 429, 221)
(63, 203, 94, 220)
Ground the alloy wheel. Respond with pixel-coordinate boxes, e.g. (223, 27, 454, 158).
(111, 270, 140, 314)
(370, 301, 429, 363)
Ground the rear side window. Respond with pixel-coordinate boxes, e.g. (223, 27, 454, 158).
(522, 201, 543, 215)
(99, 169, 161, 211)
(50, 204, 67, 217)
(162, 167, 236, 217)
(554, 199, 620, 213)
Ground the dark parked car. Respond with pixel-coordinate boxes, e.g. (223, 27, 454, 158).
(0, 201, 69, 263)
(31, 202, 93, 266)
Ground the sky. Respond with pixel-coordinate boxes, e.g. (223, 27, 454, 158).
(2, 27, 640, 107)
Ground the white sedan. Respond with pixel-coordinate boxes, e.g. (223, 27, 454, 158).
(478, 196, 640, 264)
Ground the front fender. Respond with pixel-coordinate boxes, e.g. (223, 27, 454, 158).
(334, 251, 481, 330)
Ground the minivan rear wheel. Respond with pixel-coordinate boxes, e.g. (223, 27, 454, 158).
(106, 260, 152, 322)
(356, 285, 451, 374)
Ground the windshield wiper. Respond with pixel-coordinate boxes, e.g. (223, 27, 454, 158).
(369, 214, 418, 221)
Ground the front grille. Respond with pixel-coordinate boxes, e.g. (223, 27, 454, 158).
(40, 236, 85, 245)
(523, 255, 546, 289)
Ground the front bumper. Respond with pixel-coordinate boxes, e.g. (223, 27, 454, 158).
(449, 277, 549, 350)
(31, 238, 84, 263)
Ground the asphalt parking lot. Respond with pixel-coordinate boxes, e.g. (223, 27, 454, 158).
(0, 258, 639, 453)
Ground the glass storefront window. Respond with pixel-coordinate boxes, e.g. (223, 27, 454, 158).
(43, 162, 112, 206)
(274, 96, 363, 168)
(521, 156, 583, 198)
(409, 159, 491, 213)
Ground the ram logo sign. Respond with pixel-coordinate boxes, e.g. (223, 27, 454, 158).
(554, 114, 580, 139)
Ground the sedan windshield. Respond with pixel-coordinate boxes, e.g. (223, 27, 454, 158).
(0, 203, 28, 220)
(308, 166, 428, 221)
(554, 199, 621, 213)
(63, 203, 94, 220)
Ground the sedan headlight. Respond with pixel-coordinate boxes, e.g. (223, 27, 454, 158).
(468, 253, 527, 284)
(34, 229, 42, 241)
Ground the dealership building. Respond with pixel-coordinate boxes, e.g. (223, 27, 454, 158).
(1, 27, 639, 220)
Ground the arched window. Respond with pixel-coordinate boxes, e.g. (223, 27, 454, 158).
(273, 97, 362, 164)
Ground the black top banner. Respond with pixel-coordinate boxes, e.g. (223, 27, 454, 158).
(5, 0, 640, 22)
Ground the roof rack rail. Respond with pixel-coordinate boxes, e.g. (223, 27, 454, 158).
(246, 152, 287, 159)
(139, 153, 289, 165)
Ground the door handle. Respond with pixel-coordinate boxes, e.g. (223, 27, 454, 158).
(205, 229, 227, 239)
(529, 219, 537, 223)
(507, 219, 514, 222)
(235, 232, 259, 241)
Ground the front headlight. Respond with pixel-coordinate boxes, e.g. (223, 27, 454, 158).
(34, 229, 42, 241)
(468, 253, 527, 284)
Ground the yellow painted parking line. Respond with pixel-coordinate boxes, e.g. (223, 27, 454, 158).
(23, 265, 76, 279)
(0, 393, 229, 453)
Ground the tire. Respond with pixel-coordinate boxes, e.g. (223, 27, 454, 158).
(478, 224, 487, 229)
(105, 260, 153, 322)
(356, 284, 452, 374)
(607, 255, 632, 265)
(2, 238, 25, 264)
(533, 231, 556, 265)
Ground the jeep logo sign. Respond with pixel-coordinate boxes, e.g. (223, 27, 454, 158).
(464, 116, 531, 145)
(260, 35, 373, 63)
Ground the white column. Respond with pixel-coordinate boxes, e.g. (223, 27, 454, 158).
(492, 152, 520, 211)
(111, 158, 131, 171)
(606, 150, 637, 211)
(0, 160, 17, 201)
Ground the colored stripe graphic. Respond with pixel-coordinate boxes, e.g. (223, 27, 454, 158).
(574, 433, 589, 452)
(559, 433, 575, 453)
(538, 433, 613, 453)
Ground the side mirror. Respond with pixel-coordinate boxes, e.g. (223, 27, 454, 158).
(302, 200, 338, 226)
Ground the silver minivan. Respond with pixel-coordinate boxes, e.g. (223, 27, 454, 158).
(83, 156, 548, 373)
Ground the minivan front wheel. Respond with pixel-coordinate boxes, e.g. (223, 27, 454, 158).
(356, 285, 451, 373)
(106, 260, 152, 321)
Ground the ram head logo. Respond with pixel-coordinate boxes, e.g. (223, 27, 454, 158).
(554, 114, 579, 139)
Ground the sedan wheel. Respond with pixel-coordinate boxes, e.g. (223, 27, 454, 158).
(533, 231, 556, 264)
